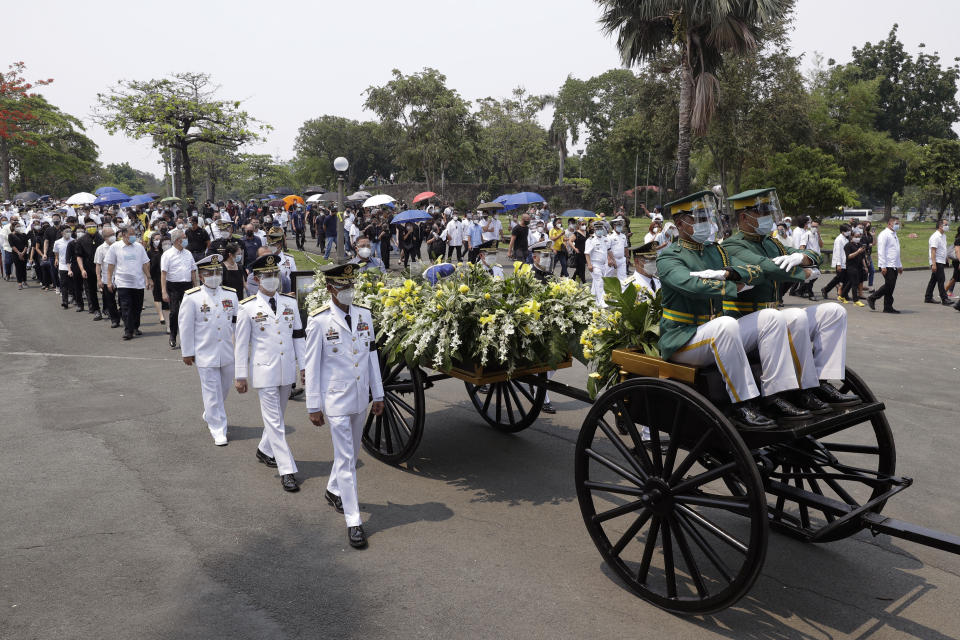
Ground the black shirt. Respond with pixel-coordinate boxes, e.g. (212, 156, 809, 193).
(511, 224, 529, 253)
(185, 226, 210, 253)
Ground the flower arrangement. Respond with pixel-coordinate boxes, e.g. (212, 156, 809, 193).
(305, 262, 595, 375)
(579, 277, 662, 398)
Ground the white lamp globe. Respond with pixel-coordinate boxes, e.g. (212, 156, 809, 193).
(333, 157, 349, 172)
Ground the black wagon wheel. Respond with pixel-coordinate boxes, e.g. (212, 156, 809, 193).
(361, 356, 425, 465)
(464, 377, 546, 433)
(575, 377, 768, 615)
(762, 366, 896, 542)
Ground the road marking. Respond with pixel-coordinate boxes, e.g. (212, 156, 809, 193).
(2, 351, 179, 362)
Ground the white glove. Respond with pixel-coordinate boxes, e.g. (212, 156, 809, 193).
(804, 268, 821, 282)
(690, 269, 727, 280)
(736, 283, 754, 293)
(771, 253, 805, 271)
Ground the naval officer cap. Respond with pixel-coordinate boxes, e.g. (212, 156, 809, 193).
(267, 227, 285, 244)
(319, 262, 359, 287)
(630, 240, 659, 259)
(195, 253, 224, 271)
(248, 253, 281, 273)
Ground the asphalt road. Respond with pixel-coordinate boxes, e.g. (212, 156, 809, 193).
(2, 271, 959, 640)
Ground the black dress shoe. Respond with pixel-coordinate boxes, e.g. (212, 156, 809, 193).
(325, 490, 344, 513)
(942, 299, 953, 306)
(792, 390, 832, 415)
(93, 311, 103, 321)
(924, 299, 937, 304)
(727, 402, 776, 430)
(281, 474, 299, 492)
(866, 296, 876, 310)
(289, 387, 304, 399)
(169, 340, 177, 349)
(814, 381, 861, 408)
(134, 329, 142, 336)
(75, 306, 85, 312)
(122, 333, 133, 340)
(61, 303, 68, 309)
(883, 307, 900, 314)
(541, 402, 556, 414)
(820, 287, 830, 300)
(256, 448, 278, 468)
(348, 525, 368, 549)
(761, 395, 812, 423)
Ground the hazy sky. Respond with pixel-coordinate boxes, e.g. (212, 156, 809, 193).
(6, 0, 958, 177)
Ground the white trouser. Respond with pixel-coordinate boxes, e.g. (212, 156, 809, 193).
(780, 303, 847, 386)
(614, 257, 627, 279)
(670, 316, 760, 403)
(257, 385, 298, 475)
(590, 266, 607, 307)
(198, 363, 233, 440)
(327, 412, 366, 527)
(735, 308, 799, 397)
(544, 370, 555, 405)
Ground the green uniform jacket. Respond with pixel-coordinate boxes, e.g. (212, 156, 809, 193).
(656, 240, 765, 360)
(720, 232, 822, 319)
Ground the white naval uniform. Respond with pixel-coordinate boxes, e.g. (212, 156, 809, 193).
(277, 251, 298, 293)
(609, 231, 629, 279)
(179, 284, 239, 442)
(778, 303, 847, 387)
(304, 302, 384, 528)
(621, 271, 660, 300)
(234, 290, 305, 475)
(585, 235, 612, 306)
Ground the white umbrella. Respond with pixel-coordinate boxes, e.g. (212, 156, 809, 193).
(361, 194, 396, 208)
(306, 193, 324, 203)
(66, 192, 97, 205)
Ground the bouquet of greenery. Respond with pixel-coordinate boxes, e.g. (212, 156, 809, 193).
(579, 277, 662, 399)
(305, 262, 594, 375)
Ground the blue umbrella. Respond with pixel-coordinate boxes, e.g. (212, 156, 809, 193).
(94, 192, 131, 206)
(390, 209, 433, 224)
(561, 209, 596, 218)
(128, 194, 154, 206)
(494, 194, 512, 204)
(95, 186, 122, 195)
(144, 192, 160, 198)
(504, 192, 545, 206)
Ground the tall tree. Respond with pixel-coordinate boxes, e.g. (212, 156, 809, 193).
(907, 138, 960, 219)
(293, 115, 392, 190)
(475, 88, 554, 184)
(0, 61, 53, 198)
(596, 0, 793, 193)
(747, 144, 858, 216)
(364, 68, 477, 190)
(94, 72, 267, 200)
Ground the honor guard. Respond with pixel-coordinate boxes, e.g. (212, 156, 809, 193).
(622, 241, 661, 299)
(179, 254, 239, 445)
(723, 188, 860, 409)
(585, 219, 614, 307)
(304, 263, 385, 549)
(234, 253, 306, 493)
(266, 228, 297, 293)
(657, 191, 803, 429)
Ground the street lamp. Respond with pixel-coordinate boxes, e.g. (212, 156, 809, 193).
(577, 150, 584, 179)
(334, 156, 349, 262)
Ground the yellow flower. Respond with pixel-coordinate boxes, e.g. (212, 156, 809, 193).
(589, 372, 601, 379)
(479, 314, 495, 325)
(459, 284, 469, 293)
(484, 293, 491, 300)
(513, 260, 522, 272)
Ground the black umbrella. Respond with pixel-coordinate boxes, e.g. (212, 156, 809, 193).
(316, 192, 340, 202)
(13, 191, 40, 202)
(302, 185, 327, 196)
(271, 186, 295, 196)
(249, 193, 270, 200)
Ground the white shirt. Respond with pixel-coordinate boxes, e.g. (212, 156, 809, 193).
(643, 231, 658, 244)
(831, 235, 848, 269)
(608, 232, 628, 262)
(792, 228, 809, 250)
(160, 246, 197, 283)
(443, 220, 463, 245)
(53, 236, 72, 267)
(805, 228, 822, 255)
(928, 229, 947, 265)
(585, 235, 611, 268)
(876, 227, 901, 269)
(105, 240, 150, 289)
(94, 240, 115, 284)
(0, 224, 11, 252)
(481, 217, 502, 242)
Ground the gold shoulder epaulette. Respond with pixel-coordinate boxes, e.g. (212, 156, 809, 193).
(222, 286, 236, 292)
(185, 286, 201, 294)
(353, 303, 370, 310)
(281, 291, 296, 298)
(240, 295, 256, 304)
(309, 303, 330, 317)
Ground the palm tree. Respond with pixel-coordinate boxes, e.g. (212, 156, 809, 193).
(596, 0, 791, 192)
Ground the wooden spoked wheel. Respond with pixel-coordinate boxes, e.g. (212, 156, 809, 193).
(575, 378, 768, 615)
(762, 366, 896, 542)
(464, 378, 546, 433)
(361, 357, 425, 465)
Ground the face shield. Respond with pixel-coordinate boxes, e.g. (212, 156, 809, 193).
(676, 194, 721, 244)
(738, 191, 784, 235)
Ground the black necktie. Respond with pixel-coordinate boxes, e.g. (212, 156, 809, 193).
(344, 313, 352, 330)
(651, 279, 658, 292)
(269, 297, 277, 314)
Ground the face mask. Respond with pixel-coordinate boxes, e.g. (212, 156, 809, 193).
(125, 235, 135, 244)
(753, 215, 774, 235)
(84, 227, 96, 235)
(203, 274, 222, 289)
(579, 225, 586, 231)
(851, 236, 861, 243)
(614, 225, 623, 232)
(12, 226, 20, 233)
(62, 232, 72, 239)
(944, 225, 951, 233)
(595, 229, 607, 237)
(691, 221, 714, 244)
(259, 276, 280, 293)
(52, 219, 60, 226)
(182, 238, 189, 249)
(153, 237, 161, 246)
(161, 242, 172, 251)
(358, 247, 372, 258)
(642, 261, 658, 277)
(246, 230, 254, 237)
(334, 288, 355, 306)
(264, 217, 272, 224)
(893, 223, 900, 232)
(105, 236, 116, 245)
(235, 253, 243, 264)
(177, 224, 184, 230)
(32, 224, 40, 230)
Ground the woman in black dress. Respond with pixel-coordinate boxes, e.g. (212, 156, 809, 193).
(573, 219, 588, 282)
(8, 222, 30, 289)
(148, 233, 171, 330)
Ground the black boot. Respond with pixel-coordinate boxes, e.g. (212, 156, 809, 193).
(813, 381, 861, 408)
(761, 394, 812, 423)
(791, 389, 832, 415)
(727, 401, 776, 430)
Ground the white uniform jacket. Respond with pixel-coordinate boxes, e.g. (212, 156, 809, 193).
(234, 291, 305, 388)
(621, 272, 660, 298)
(304, 303, 384, 417)
(179, 284, 239, 367)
